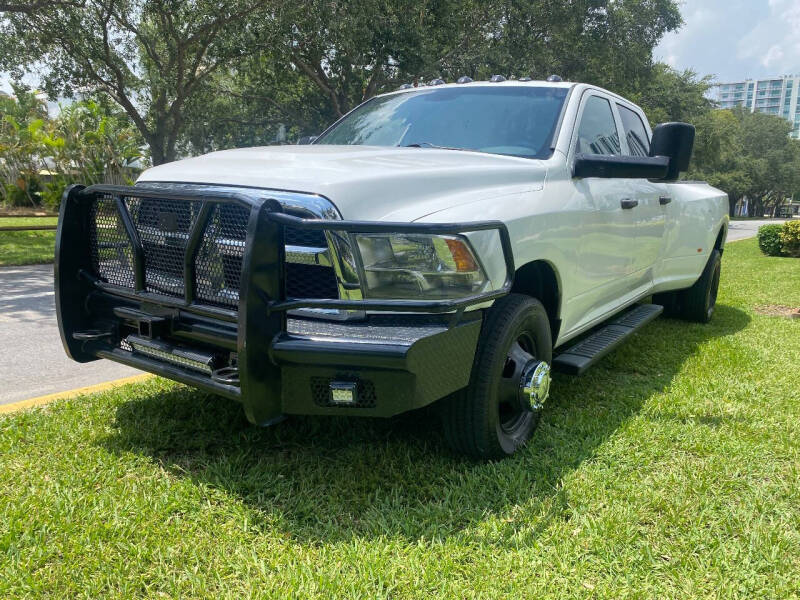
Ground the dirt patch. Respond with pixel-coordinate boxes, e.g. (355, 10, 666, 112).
(754, 305, 800, 318)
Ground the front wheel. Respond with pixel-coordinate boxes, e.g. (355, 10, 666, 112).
(441, 294, 553, 460)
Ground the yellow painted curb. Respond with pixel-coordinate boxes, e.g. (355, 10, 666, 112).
(0, 374, 153, 415)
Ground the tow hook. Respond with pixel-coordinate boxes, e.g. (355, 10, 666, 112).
(519, 360, 551, 412)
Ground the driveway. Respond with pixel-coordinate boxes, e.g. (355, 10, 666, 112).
(727, 218, 789, 242)
(0, 264, 140, 406)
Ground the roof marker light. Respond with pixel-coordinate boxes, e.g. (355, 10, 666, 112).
(490, 74, 507, 83)
(518, 77, 532, 82)
(430, 78, 445, 86)
(398, 83, 413, 90)
(457, 76, 473, 84)
(546, 74, 563, 82)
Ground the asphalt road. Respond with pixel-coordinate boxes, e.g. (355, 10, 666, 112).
(0, 264, 140, 406)
(726, 218, 788, 242)
(0, 218, 789, 406)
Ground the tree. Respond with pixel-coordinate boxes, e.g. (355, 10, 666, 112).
(688, 109, 751, 216)
(482, 0, 682, 95)
(1, 84, 144, 209)
(0, 0, 279, 164)
(0, 1, 82, 12)
(687, 105, 800, 217)
(735, 109, 799, 216)
(266, 0, 468, 119)
(266, 0, 683, 121)
(0, 84, 50, 205)
(178, 57, 332, 154)
(631, 64, 714, 125)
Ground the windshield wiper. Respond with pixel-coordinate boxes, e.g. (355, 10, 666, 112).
(402, 142, 470, 151)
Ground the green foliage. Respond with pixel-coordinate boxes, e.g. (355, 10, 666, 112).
(778, 220, 800, 257)
(2, 0, 686, 154)
(688, 105, 800, 217)
(0, 86, 144, 210)
(0, 0, 274, 164)
(0, 86, 51, 206)
(757, 224, 785, 257)
(274, 0, 683, 119)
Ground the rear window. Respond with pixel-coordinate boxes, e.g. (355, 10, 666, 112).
(617, 104, 651, 157)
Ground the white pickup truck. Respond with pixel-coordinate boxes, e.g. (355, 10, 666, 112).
(56, 78, 729, 459)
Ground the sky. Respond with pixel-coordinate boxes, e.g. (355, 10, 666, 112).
(655, 0, 800, 82)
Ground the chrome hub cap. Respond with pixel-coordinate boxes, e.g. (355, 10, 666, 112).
(519, 360, 551, 412)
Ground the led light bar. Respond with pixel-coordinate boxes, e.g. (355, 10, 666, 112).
(126, 335, 216, 375)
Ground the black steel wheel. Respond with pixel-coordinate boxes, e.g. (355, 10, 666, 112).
(441, 294, 553, 460)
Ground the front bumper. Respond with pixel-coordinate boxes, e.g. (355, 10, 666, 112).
(56, 184, 511, 423)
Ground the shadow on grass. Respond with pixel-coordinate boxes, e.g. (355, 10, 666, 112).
(99, 304, 750, 543)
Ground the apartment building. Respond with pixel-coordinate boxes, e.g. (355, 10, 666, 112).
(711, 75, 800, 139)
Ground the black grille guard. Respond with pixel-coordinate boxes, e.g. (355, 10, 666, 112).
(55, 183, 515, 423)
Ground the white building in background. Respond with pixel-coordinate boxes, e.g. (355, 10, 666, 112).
(710, 75, 800, 139)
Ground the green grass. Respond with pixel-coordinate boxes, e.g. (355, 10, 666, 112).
(0, 216, 58, 266)
(0, 216, 58, 228)
(2, 238, 799, 598)
(0, 230, 55, 266)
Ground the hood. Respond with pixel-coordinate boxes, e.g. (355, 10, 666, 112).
(137, 145, 547, 221)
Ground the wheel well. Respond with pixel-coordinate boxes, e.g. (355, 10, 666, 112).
(714, 226, 726, 254)
(511, 260, 561, 340)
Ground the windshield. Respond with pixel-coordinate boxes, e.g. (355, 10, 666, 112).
(315, 86, 569, 159)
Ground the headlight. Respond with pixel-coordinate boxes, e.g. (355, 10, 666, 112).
(354, 233, 490, 299)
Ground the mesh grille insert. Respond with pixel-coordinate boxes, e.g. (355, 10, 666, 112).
(88, 196, 135, 288)
(195, 203, 250, 308)
(286, 263, 340, 299)
(285, 227, 327, 248)
(126, 197, 202, 298)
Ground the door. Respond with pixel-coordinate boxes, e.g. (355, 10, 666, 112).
(615, 102, 667, 277)
(569, 93, 640, 329)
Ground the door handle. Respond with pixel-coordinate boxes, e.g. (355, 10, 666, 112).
(659, 196, 672, 205)
(620, 198, 638, 209)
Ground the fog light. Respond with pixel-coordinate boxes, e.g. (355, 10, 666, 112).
(329, 381, 358, 405)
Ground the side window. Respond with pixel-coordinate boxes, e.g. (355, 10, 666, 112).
(576, 95, 621, 155)
(617, 104, 651, 157)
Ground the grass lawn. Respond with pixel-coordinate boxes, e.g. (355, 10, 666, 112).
(1, 238, 799, 598)
(0, 230, 55, 266)
(0, 217, 57, 266)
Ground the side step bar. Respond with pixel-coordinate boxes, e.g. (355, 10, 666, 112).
(553, 303, 663, 375)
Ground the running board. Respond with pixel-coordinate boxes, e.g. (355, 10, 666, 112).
(553, 304, 663, 375)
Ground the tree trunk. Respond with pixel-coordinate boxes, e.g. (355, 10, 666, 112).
(148, 141, 167, 166)
(147, 133, 178, 166)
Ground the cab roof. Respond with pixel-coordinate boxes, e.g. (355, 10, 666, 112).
(377, 79, 577, 99)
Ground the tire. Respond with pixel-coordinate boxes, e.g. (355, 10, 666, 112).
(652, 289, 681, 317)
(681, 249, 721, 323)
(653, 249, 721, 323)
(441, 294, 553, 460)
